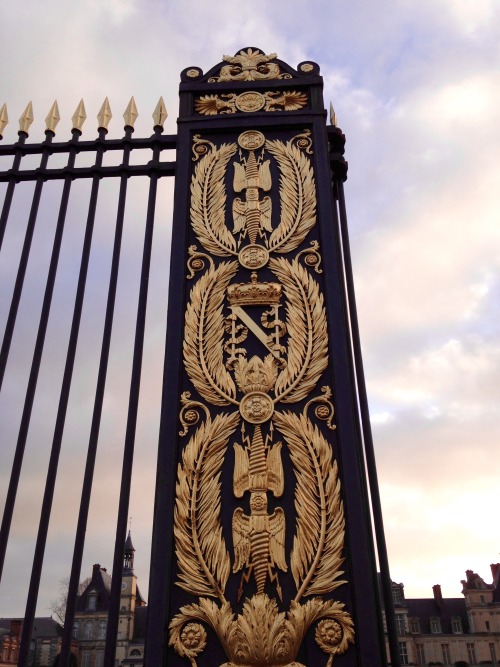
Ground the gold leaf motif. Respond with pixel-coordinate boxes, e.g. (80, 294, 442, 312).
(191, 142, 238, 256)
(184, 262, 239, 405)
(265, 137, 316, 254)
(169, 593, 354, 666)
(270, 258, 328, 404)
(273, 411, 346, 600)
(174, 412, 240, 600)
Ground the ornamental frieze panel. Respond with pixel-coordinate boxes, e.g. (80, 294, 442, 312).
(168, 127, 355, 667)
(194, 90, 308, 116)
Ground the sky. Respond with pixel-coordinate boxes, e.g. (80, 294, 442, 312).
(0, 0, 499, 617)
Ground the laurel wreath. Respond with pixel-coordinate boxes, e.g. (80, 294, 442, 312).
(184, 261, 239, 406)
(265, 137, 316, 253)
(174, 411, 240, 601)
(270, 257, 328, 404)
(273, 411, 346, 600)
(190, 142, 238, 256)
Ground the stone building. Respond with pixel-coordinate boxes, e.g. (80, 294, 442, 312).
(388, 564, 500, 665)
(73, 532, 146, 667)
(0, 617, 64, 666)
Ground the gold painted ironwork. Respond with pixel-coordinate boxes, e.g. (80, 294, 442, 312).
(72, 99, 87, 131)
(123, 96, 138, 128)
(19, 101, 34, 134)
(153, 96, 168, 128)
(97, 97, 112, 130)
(45, 100, 60, 133)
(170, 122, 354, 665)
(194, 90, 307, 116)
(208, 48, 292, 83)
(0, 104, 8, 137)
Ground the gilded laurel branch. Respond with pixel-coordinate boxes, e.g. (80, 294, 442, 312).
(174, 411, 240, 600)
(184, 261, 239, 405)
(191, 141, 238, 256)
(270, 257, 328, 403)
(273, 411, 346, 601)
(265, 137, 316, 254)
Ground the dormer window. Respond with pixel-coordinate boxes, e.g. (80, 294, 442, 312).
(451, 617, 462, 634)
(410, 619, 421, 634)
(87, 591, 98, 611)
(430, 617, 442, 634)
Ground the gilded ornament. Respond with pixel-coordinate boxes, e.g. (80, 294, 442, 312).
(304, 386, 336, 430)
(238, 244, 269, 270)
(232, 425, 286, 599)
(233, 133, 272, 245)
(178, 392, 210, 436)
(296, 240, 323, 274)
(186, 68, 201, 78)
(239, 392, 274, 424)
(184, 262, 240, 405)
(186, 246, 214, 279)
(237, 130, 265, 150)
(209, 48, 285, 83)
(235, 91, 266, 113)
(300, 63, 314, 73)
(195, 91, 307, 116)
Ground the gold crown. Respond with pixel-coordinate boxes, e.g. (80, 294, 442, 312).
(227, 272, 281, 306)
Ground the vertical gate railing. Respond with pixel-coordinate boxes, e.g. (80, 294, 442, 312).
(0, 52, 399, 667)
(0, 98, 176, 667)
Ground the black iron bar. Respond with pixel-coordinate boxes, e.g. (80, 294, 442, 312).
(103, 127, 161, 667)
(0, 131, 27, 252)
(0, 161, 176, 183)
(35, 127, 105, 667)
(57, 127, 131, 667)
(12, 130, 81, 667)
(0, 132, 54, 390)
(0, 134, 177, 157)
(0, 131, 55, 573)
(336, 179, 401, 667)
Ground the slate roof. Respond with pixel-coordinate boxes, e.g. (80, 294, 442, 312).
(75, 564, 113, 613)
(405, 597, 469, 634)
(0, 618, 62, 638)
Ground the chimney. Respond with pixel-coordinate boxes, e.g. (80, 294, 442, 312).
(92, 563, 101, 578)
(433, 584, 443, 608)
(491, 563, 500, 587)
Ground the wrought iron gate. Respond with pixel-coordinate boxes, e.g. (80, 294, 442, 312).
(0, 49, 399, 667)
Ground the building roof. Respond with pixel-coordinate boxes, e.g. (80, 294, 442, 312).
(75, 564, 113, 613)
(124, 531, 135, 553)
(0, 618, 62, 638)
(405, 597, 469, 634)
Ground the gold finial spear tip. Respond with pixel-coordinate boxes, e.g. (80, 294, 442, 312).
(329, 102, 338, 127)
(0, 103, 8, 136)
(19, 101, 34, 134)
(152, 96, 167, 128)
(72, 99, 87, 131)
(97, 97, 112, 130)
(123, 96, 138, 128)
(45, 100, 61, 133)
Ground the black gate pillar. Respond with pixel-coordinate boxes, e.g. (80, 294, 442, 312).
(146, 48, 390, 667)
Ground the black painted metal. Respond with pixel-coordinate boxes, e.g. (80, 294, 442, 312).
(50, 126, 106, 667)
(0, 131, 53, 393)
(0, 132, 27, 251)
(103, 125, 162, 667)
(0, 51, 396, 667)
(336, 178, 400, 667)
(17, 129, 81, 667)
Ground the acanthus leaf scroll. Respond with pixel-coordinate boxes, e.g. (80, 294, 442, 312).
(170, 127, 354, 666)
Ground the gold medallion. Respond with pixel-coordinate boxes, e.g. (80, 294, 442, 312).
(237, 130, 265, 151)
(238, 244, 269, 269)
(235, 91, 266, 113)
(239, 392, 274, 423)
